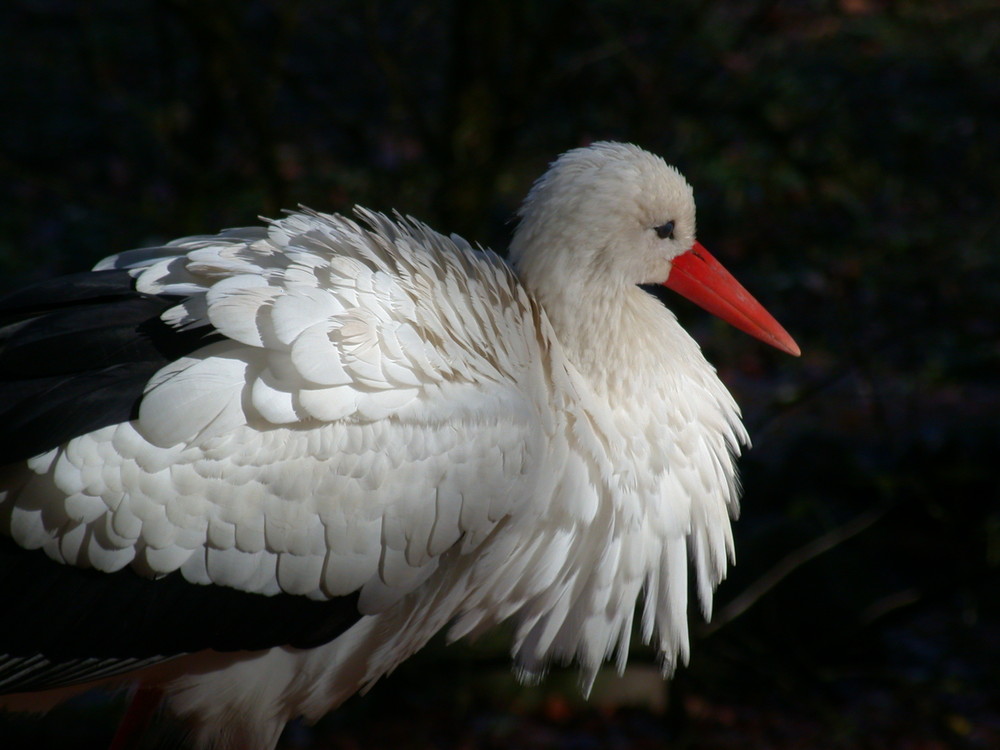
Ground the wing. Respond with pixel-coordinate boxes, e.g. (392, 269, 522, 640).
(0, 208, 562, 691)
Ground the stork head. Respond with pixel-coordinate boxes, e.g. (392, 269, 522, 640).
(509, 141, 800, 356)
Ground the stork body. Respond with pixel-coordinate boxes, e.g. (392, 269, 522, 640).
(0, 143, 796, 748)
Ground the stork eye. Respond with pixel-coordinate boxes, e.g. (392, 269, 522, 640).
(654, 221, 675, 240)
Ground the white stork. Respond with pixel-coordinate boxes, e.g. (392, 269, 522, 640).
(0, 142, 798, 749)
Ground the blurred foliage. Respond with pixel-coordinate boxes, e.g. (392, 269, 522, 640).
(1, 0, 999, 748)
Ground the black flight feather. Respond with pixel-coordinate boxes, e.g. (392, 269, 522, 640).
(0, 537, 361, 693)
(0, 270, 222, 462)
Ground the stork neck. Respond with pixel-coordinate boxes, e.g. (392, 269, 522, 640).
(534, 281, 681, 403)
(509, 222, 696, 405)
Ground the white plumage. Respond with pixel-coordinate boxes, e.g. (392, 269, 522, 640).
(0, 142, 797, 748)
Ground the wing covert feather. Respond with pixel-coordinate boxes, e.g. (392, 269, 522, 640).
(2, 209, 559, 613)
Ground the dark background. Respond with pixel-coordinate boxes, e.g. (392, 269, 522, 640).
(1, 1, 998, 748)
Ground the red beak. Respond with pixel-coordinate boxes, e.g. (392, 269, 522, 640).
(664, 242, 800, 356)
